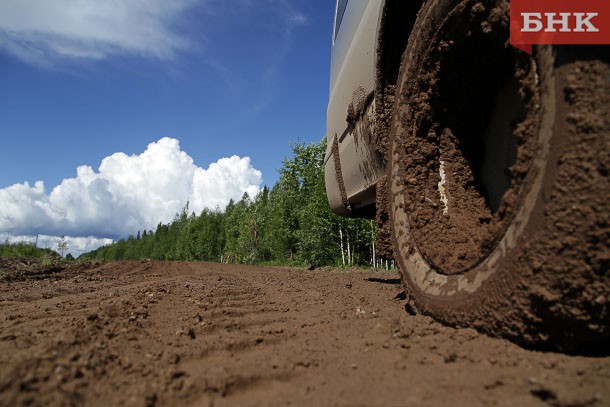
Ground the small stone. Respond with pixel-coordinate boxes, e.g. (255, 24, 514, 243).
(187, 328, 196, 339)
(444, 353, 457, 363)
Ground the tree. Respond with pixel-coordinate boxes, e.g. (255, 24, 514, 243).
(80, 138, 376, 269)
(57, 236, 68, 257)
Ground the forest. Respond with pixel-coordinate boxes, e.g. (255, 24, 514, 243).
(82, 139, 390, 268)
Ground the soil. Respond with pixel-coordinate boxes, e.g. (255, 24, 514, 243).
(1, 260, 609, 406)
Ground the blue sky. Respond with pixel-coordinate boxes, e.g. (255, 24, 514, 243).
(0, 0, 335, 254)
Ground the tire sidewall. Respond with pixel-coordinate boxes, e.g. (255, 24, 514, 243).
(389, 0, 556, 330)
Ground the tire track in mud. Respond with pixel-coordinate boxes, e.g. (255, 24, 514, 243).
(128, 269, 299, 403)
(0, 262, 319, 405)
(0, 261, 609, 406)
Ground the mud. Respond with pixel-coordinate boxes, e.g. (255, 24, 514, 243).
(0, 261, 608, 406)
(375, 175, 394, 261)
(372, 85, 396, 261)
(386, 0, 609, 351)
(393, 0, 538, 275)
(373, 0, 423, 162)
(523, 48, 610, 350)
(331, 136, 351, 213)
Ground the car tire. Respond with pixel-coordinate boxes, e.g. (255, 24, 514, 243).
(388, 0, 609, 351)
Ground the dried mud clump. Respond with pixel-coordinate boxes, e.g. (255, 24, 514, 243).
(396, 1, 538, 275)
(524, 52, 610, 350)
(375, 176, 394, 261)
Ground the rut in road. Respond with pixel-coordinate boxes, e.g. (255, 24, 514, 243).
(0, 261, 608, 406)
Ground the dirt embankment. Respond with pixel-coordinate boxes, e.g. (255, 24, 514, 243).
(0, 261, 608, 406)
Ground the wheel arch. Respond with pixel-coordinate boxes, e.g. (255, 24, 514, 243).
(373, 0, 424, 260)
(376, 0, 424, 93)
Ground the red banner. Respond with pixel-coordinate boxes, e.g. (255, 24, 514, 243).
(510, 0, 610, 54)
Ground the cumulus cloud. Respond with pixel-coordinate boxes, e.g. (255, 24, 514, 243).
(0, 0, 196, 65)
(0, 137, 262, 240)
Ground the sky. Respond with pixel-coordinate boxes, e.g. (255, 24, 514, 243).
(0, 0, 336, 255)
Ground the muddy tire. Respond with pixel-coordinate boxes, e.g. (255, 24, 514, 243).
(388, 0, 609, 351)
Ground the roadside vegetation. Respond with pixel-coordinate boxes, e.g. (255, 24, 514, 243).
(82, 139, 389, 268)
(0, 242, 58, 259)
(0, 242, 66, 281)
(0, 241, 103, 282)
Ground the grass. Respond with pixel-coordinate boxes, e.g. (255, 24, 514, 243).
(0, 242, 59, 259)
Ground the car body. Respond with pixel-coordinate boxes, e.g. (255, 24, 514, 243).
(325, 0, 384, 217)
(324, 0, 421, 218)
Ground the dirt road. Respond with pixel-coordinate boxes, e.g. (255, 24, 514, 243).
(0, 261, 608, 406)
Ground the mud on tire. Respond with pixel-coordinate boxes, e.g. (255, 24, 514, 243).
(389, 0, 609, 351)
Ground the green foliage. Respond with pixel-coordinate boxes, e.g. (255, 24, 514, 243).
(57, 236, 68, 257)
(0, 242, 58, 259)
(82, 139, 379, 268)
(41, 254, 54, 267)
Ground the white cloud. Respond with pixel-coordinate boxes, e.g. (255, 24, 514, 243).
(0, 0, 196, 65)
(0, 0, 308, 67)
(0, 137, 263, 240)
(4, 234, 113, 257)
